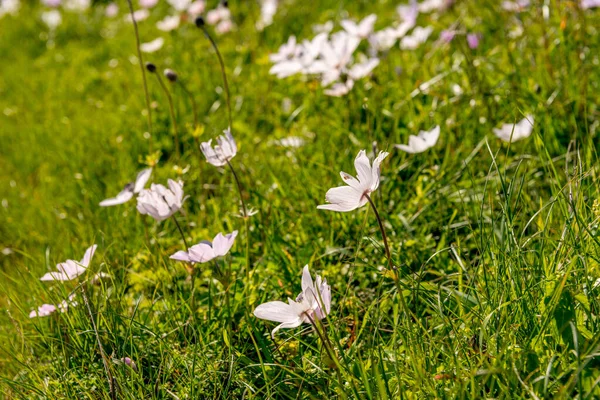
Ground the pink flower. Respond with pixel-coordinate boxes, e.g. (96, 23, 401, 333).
(467, 33, 481, 49)
(171, 231, 238, 263)
(40, 245, 97, 281)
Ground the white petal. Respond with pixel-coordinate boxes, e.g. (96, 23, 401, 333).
(254, 301, 302, 323)
(99, 189, 134, 206)
(80, 244, 97, 268)
(317, 186, 363, 212)
(133, 168, 152, 193)
(354, 150, 373, 187)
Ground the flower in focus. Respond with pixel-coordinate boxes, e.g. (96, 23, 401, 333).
(340, 14, 377, 39)
(157, 15, 180, 31)
(254, 265, 331, 337)
(136, 180, 185, 222)
(317, 150, 389, 212)
(40, 245, 97, 281)
(170, 231, 238, 263)
(493, 115, 534, 143)
(100, 168, 152, 207)
(467, 33, 481, 49)
(200, 128, 237, 167)
(140, 37, 164, 53)
(395, 125, 440, 153)
(29, 304, 57, 318)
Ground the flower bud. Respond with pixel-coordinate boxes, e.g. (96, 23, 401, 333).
(222, 0, 228, 7)
(164, 69, 177, 82)
(195, 16, 205, 27)
(145, 62, 156, 73)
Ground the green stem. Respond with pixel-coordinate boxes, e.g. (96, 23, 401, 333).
(155, 72, 180, 158)
(365, 194, 393, 270)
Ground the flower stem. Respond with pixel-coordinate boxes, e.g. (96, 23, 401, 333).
(125, 0, 152, 149)
(172, 216, 190, 251)
(199, 25, 233, 131)
(178, 80, 198, 129)
(154, 72, 180, 158)
(365, 194, 393, 270)
(81, 285, 116, 400)
(226, 160, 247, 218)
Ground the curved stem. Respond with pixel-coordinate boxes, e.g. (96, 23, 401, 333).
(200, 25, 233, 131)
(155, 73, 180, 158)
(365, 194, 393, 270)
(125, 0, 152, 149)
(178, 80, 198, 129)
(172, 216, 190, 251)
(226, 160, 247, 218)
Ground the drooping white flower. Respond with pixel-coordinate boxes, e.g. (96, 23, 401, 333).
(317, 150, 389, 212)
(395, 125, 440, 153)
(136, 180, 185, 222)
(29, 304, 57, 318)
(340, 14, 377, 39)
(493, 115, 534, 142)
(100, 168, 152, 207)
(254, 265, 331, 337)
(400, 26, 433, 50)
(170, 231, 238, 263)
(200, 128, 237, 167)
(41, 10, 62, 29)
(40, 245, 97, 281)
(157, 15, 180, 31)
(140, 37, 164, 53)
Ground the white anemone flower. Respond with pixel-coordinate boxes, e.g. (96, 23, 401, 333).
(170, 231, 238, 263)
(1, 0, 20, 17)
(395, 125, 440, 153)
(100, 168, 152, 207)
(254, 265, 331, 337)
(400, 26, 433, 50)
(317, 150, 389, 212)
(167, 0, 191, 12)
(40, 245, 97, 281)
(125, 8, 149, 22)
(136, 180, 185, 222)
(493, 115, 534, 142)
(139, 0, 158, 8)
(29, 304, 57, 318)
(340, 14, 377, 39)
(41, 10, 62, 29)
(140, 37, 164, 53)
(308, 31, 361, 85)
(200, 128, 237, 167)
(157, 15, 180, 31)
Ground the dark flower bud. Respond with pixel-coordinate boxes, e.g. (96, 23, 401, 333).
(164, 69, 177, 82)
(222, 0, 228, 7)
(195, 16, 205, 27)
(145, 62, 156, 73)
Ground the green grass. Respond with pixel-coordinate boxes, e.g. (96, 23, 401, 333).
(1, 0, 599, 398)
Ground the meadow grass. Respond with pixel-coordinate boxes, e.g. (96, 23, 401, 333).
(1, 0, 599, 398)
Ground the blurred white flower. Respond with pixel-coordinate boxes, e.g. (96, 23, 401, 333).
(272, 136, 305, 148)
(157, 15, 180, 31)
(0, 0, 20, 17)
(63, 0, 90, 12)
(216, 18, 233, 34)
(581, 0, 600, 8)
(136, 180, 185, 221)
(105, 2, 118, 17)
(418, 0, 450, 13)
(40, 245, 97, 281)
(139, 0, 157, 9)
(187, 0, 205, 16)
(254, 265, 331, 337)
(100, 168, 152, 207)
(126, 9, 149, 23)
(42, 0, 61, 8)
(269, 33, 328, 78)
(200, 128, 237, 167)
(41, 10, 62, 29)
(493, 115, 534, 142)
(140, 37, 164, 53)
(206, 3, 230, 24)
(317, 150, 389, 212)
(29, 304, 57, 318)
(257, 0, 277, 30)
(170, 231, 238, 263)
(501, 0, 530, 11)
(312, 21, 333, 34)
(400, 26, 433, 50)
(397, 1, 419, 22)
(340, 14, 377, 39)
(167, 0, 191, 12)
(308, 31, 361, 85)
(395, 125, 440, 153)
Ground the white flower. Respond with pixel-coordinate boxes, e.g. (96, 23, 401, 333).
(57, 294, 77, 312)
(170, 231, 238, 263)
(257, 0, 277, 30)
(317, 150, 389, 212)
(187, 0, 206, 16)
(136, 180, 185, 222)
(125, 9, 149, 23)
(308, 31, 361, 85)
(139, 0, 157, 8)
(254, 265, 331, 337)
(269, 36, 298, 63)
(501, 0, 530, 11)
(216, 19, 233, 34)
(400, 26, 433, 50)
(0, 0, 20, 17)
(397, 1, 419, 23)
(369, 27, 402, 52)
(29, 304, 57, 318)
(100, 168, 152, 207)
(105, 2, 118, 18)
(493, 115, 534, 142)
(140, 37, 164, 53)
(395, 125, 440, 153)
(63, 0, 90, 12)
(324, 80, 354, 97)
(205, 3, 230, 24)
(418, 0, 449, 13)
(312, 21, 333, 34)
(167, 0, 191, 12)
(41, 10, 62, 29)
(272, 136, 305, 148)
(40, 245, 97, 281)
(340, 14, 377, 39)
(581, 0, 600, 9)
(200, 128, 237, 167)
(157, 15, 180, 31)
